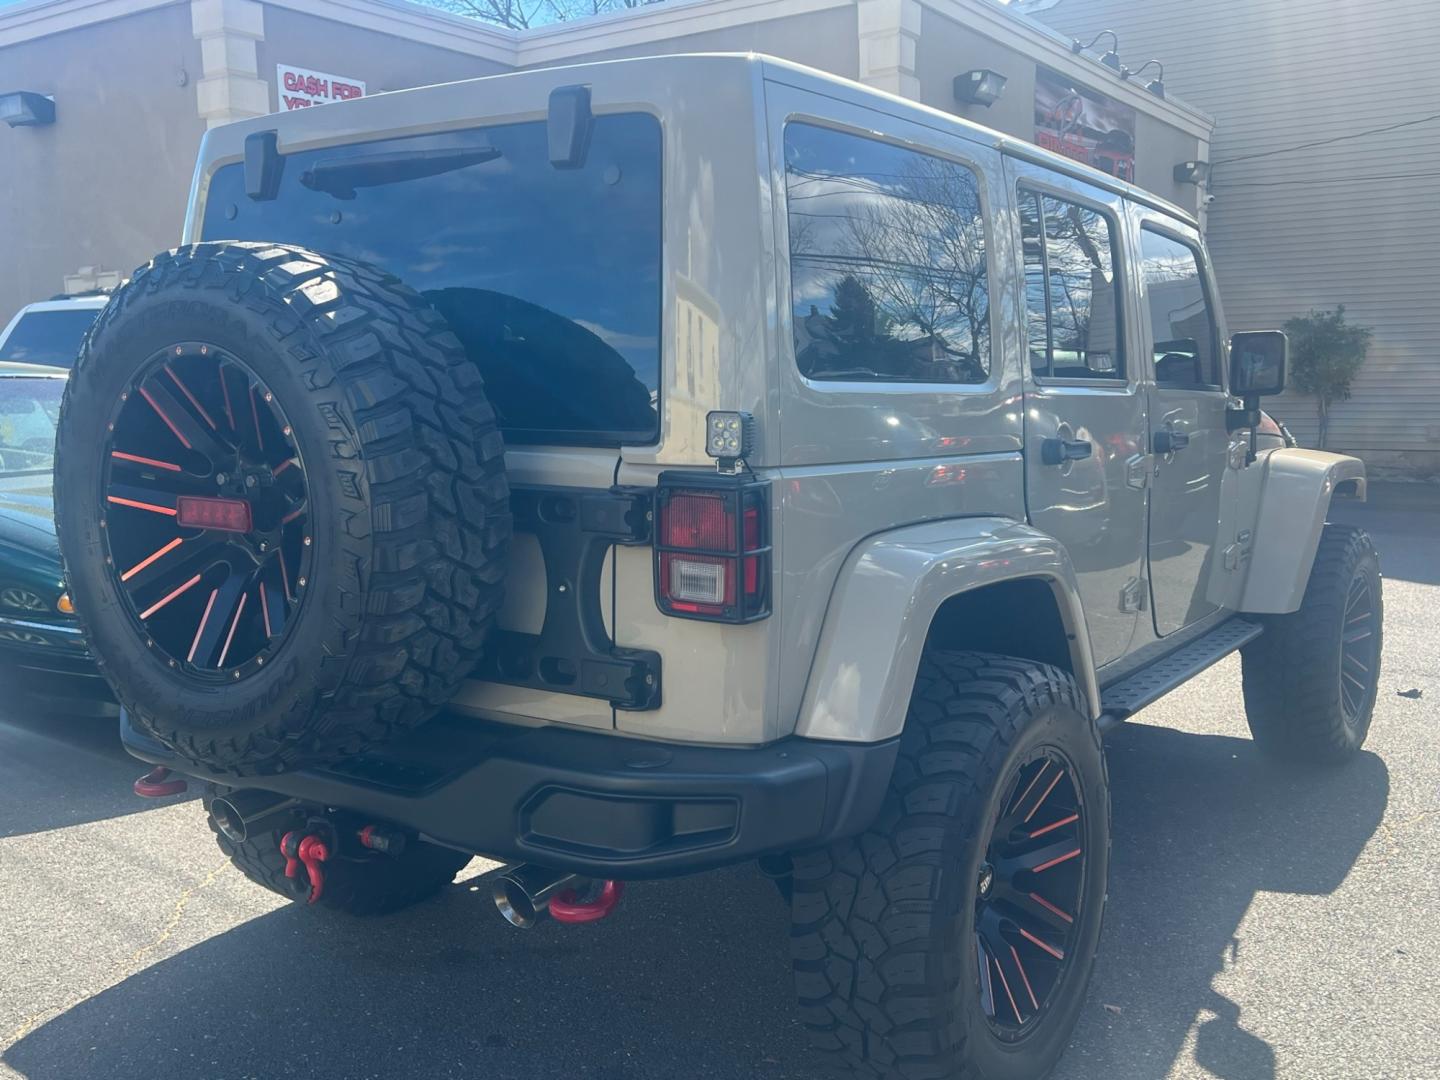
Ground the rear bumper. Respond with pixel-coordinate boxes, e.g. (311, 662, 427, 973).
(122, 711, 898, 879)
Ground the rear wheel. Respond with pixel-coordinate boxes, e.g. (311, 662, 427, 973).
(55, 243, 510, 776)
(790, 652, 1109, 1080)
(1241, 524, 1382, 763)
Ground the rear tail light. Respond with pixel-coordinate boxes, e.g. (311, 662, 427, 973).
(654, 472, 770, 623)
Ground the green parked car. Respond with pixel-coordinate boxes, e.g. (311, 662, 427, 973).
(0, 368, 116, 715)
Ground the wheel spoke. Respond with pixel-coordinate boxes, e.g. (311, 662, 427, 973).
(187, 571, 248, 669)
(118, 533, 232, 598)
(110, 450, 183, 474)
(259, 570, 286, 640)
(107, 483, 179, 517)
(976, 934, 997, 1019)
(139, 376, 231, 462)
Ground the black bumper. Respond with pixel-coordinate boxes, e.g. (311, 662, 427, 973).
(122, 711, 898, 879)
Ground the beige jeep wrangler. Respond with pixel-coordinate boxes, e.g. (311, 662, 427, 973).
(55, 55, 1380, 1080)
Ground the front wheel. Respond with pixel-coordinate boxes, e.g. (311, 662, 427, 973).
(1241, 523, 1383, 763)
(790, 652, 1109, 1080)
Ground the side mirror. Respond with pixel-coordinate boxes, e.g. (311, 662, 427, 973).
(1230, 330, 1287, 397)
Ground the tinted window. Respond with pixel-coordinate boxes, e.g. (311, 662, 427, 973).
(1139, 228, 1220, 388)
(0, 309, 100, 368)
(0, 376, 64, 476)
(201, 114, 662, 445)
(1021, 191, 1123, 380)
(785, 123, 991, 384)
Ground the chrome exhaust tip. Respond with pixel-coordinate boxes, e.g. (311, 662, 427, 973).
(492, 864, 580, 929)
(210, 790, 302, 844)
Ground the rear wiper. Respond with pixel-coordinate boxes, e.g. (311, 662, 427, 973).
(300, 145, 501, 199)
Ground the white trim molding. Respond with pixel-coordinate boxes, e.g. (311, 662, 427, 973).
(192, 0, 269, 127)
(856, 0, 921, 99)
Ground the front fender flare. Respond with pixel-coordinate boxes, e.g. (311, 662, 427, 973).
(794, 518, 1099, 743)
(1240, 448, 1367, 614)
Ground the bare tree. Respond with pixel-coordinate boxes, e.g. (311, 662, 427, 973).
(421, 0, 665, 30)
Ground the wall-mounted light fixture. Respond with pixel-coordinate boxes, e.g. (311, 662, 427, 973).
(0, 91, 56, 128)
(953, 69, 1008, 107)
(1173, 160, 1211, 185)
(1123, 60, 1166, 99)
(1070, 30, 1122, 72)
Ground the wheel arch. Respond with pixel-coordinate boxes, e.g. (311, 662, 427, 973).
(1240, 448, 1367, 615)
(793, 517, 1100, 743)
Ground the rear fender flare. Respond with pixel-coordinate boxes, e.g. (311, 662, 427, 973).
(794, 518, 1099, 743)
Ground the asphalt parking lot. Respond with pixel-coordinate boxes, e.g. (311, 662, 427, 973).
(2, 491, 1436, 1080)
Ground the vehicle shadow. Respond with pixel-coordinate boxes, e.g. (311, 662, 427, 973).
(4, 725, 1387, 1080)
(0, 708, 195, 839)
(1053, 723, 1388, 1080)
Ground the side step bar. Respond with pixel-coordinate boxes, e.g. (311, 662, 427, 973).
(1097, 616, 1264, 733)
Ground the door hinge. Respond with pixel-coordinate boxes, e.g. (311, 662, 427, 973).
(1125, 453, 1151, 490)
(1120, 577, 1148, 613)
(1223, 542, 1242, 572)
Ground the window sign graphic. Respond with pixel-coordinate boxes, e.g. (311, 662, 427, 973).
(1034, 66, 1136, 181)
(277, 65, 366, 111)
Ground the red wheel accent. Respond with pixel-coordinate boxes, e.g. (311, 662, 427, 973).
(549, 880, 624, 924)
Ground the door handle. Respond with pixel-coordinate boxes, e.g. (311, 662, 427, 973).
(1041, 437, 1093, 466)
(1154, 429, 1190, 455)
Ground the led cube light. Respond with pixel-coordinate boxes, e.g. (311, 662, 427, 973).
(706, 411, 755, 462)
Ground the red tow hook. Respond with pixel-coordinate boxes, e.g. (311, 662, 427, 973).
(548, 880, 625, 924)
(280, 830, 330, 904)
(133, 766, 188, 798)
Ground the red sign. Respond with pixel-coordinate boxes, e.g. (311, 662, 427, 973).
(1034, 66, 1136, 182)
(276, 64, 366, 112)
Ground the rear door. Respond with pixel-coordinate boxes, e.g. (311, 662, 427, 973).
(1130, 213, 1231, 635)
(1007, 158, 1148, 668)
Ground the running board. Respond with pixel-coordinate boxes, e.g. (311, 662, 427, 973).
(1098, 617, 1264, 732)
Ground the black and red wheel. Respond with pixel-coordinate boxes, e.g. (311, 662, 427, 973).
(790, 652, 1108, 1080)
(975, 750, 1089, 1041)
(100, 344, 313, 680)
(55, 243, 510, 775)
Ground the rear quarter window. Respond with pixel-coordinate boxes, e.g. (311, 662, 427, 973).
(200, 113, 663, 445)
(784, 122, 992, 384)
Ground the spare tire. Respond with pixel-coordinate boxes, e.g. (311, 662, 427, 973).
(55, 242, 510, 775)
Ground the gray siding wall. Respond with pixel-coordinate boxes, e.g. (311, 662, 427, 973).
(1034, 0, 1440, 475)
(0, 2, 205, 318)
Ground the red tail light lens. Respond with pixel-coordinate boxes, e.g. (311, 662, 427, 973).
(655, 474, 770, 623)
